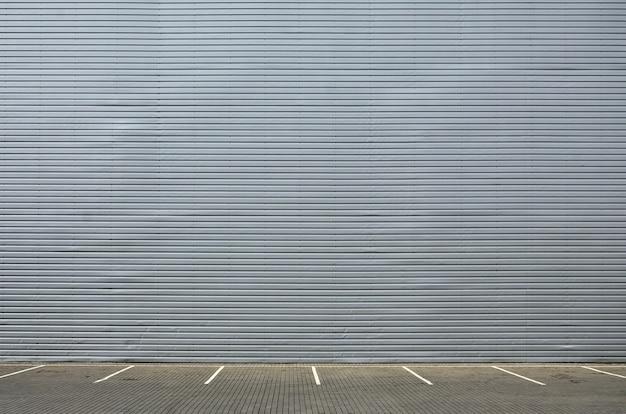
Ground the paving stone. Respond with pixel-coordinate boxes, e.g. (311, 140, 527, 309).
(0, 364, 624, 414)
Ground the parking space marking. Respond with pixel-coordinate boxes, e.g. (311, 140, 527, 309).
(0, 365, 45, 379)
(582, 366, 626, 379)
(401, 366, 433, 385)
(492, 366, 546, 385)
(204, 365, 225, 384)
(93, 365, 135, 383)
(311, 366, 321, 385)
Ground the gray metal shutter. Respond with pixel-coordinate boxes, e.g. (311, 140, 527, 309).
(1, 1, 625, 362)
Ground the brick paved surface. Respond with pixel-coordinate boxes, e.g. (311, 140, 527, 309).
(0, 364, 624, 413)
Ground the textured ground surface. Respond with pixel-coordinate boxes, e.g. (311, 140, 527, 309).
(0, 363, 624, 413)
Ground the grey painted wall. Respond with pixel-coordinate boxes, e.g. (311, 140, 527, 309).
(1, 1, 625, 362)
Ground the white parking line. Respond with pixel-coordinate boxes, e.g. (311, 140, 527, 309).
(492, 366, 546, 385)
(582, 366, 626, 379)
(0, 365, 45, 379)
(93, 365, 135, 383)
(402, 366, 433, 385)
(311, 366, 321, 385)
(204, 366, 225, 385)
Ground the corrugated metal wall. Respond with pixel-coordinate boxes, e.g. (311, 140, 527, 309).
(1, 1, 625, 362)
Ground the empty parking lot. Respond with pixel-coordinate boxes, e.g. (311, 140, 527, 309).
(0, 363, 624, 413)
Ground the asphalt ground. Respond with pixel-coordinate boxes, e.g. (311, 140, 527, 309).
(0, 363, 624, 414)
